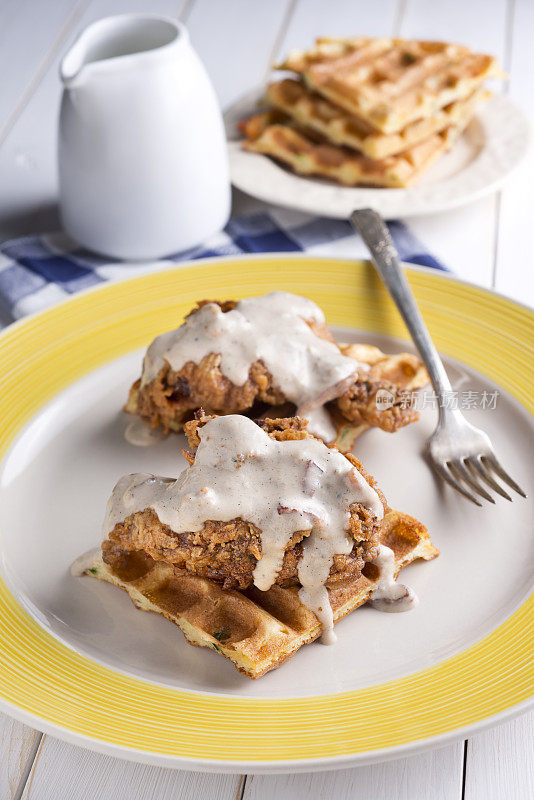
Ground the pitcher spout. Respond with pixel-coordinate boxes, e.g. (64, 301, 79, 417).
(60, 34, 88, 89)
(59, 14, 183, 89)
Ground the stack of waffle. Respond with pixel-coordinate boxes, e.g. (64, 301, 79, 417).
(240, 37, 500, 188)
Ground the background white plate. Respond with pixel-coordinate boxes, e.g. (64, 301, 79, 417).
(225, 90, 531, 218)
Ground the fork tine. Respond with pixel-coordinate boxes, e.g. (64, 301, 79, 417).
(447, 461, 488, 505)
(466, 457, 512, 501)
(432, 460, 482, 506)
(483, 455, 527, 498)
(451, 460, 495, 504)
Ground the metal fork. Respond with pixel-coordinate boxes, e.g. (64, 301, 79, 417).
(351, 208, 526, 506)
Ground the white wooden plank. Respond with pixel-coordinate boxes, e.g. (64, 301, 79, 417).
(493, 0, 534, 304)
(185, 0, 292, 109)
(276, 0, 399, 55)
(464, 712, 534, 800)
(400, 0, 507, 54)
(0, 0, 85, 140)
(398, 0, 508, 284)
(0, 0, 189, 241)
(243, 743, 464, 800)
(404, 202, 498, 285)
(0, 711, 41, 799)
(20, 735, 243, 800)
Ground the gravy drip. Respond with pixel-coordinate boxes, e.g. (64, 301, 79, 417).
(104, 415, 383, 642)
(70, 546, 101, 577)
(125, 419, 168, 446)
(368, 545, 419, 612)
(140, 291, 363, 440)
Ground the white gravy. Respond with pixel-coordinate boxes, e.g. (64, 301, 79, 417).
(140, 291, 365, 441)
(104, 414, 384, 642)
(70, 546, 101, 577)
(368, 545, 418, 612)
(125, 419, 168, 446)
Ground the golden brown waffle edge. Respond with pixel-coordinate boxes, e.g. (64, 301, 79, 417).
(81, 508, 438, 679)
(242, 118, 467, 188)
(277, 37, 500, 133)
(265, 78, 490, 159)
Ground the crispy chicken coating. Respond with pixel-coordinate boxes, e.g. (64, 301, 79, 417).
(125, 299, 424, 438)
(102, 414, 384, 590)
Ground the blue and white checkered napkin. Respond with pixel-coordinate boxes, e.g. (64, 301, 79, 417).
(0, 210, 445, 320)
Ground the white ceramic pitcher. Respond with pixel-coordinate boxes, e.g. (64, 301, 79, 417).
(58, 15, 230, 260)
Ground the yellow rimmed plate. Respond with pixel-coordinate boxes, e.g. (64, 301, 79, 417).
(0, 255, 532, 772)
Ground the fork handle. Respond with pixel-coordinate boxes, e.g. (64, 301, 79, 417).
(351, 208, 454, 416)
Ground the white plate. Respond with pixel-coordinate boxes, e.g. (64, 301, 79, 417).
(225, 89, 531, 218)
(1, 328, 532, 699)
(0, 258, 532, 770)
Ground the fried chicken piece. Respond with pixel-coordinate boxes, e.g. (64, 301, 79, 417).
(333, 343, 427, 431)
(334, 378, 418, 432)
(102, 414, 384, 591)
(128, 356, 287, 434)
(125, 299, 426, 438)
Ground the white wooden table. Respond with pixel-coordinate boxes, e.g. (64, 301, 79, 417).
(0, 0, 533, 797)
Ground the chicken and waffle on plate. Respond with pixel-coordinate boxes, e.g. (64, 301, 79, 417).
(73, 291, 439, 678)
(239, 36, 500, 187)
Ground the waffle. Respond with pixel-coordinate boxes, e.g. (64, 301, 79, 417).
(242, 114, 465, 188)
(80, 509, 438, 679)
(265, 78, 489, 159)
(278, 37, 500, 133)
